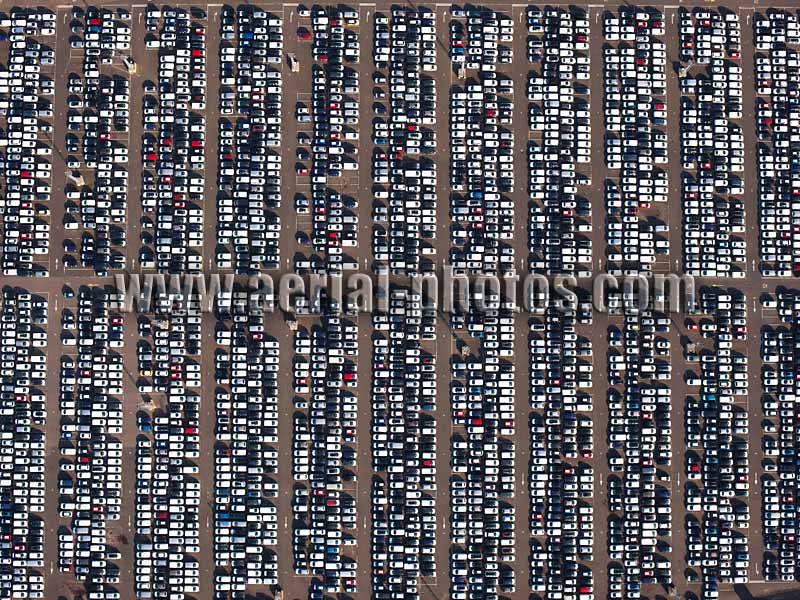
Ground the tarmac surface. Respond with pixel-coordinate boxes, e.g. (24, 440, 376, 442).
(3, 1, 800, 600)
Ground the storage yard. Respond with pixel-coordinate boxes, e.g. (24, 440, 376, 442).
(2, 2, 800, 600)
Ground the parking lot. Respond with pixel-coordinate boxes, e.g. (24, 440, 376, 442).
(57, 286, 125, 599)
(138, 6, 208, 274)
(216, 6, 283, 274)
(3, 2, 800, 600)
(603, 8, 670, 276)
(527, 7, 593, 278)
(755, 11, 800, 278)
(62, 6, 132, 276)
(0, 288, 47, 599)
(679, 10, 747, 279)
(0, 10, 55, 277)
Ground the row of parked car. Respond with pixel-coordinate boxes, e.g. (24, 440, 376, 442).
(450, 7, 512, 71)
(68, 5, 130, 51)
(371, 8, 437, 276)
(450, 8, 515, 277)
(371, 289, 438, 597)
(292, 314, 359, 595)
(761, 290, 800, 581)
(0, 10, 55, 277)
(135, 294, 202, 599)
(447, 10, 519, 579)
(530, 301, 594, 412)
(529, 302, 594, 600)
(64, 6, 131, 276)
(686, 288, 751, 597)
(754, 11, 800, 277)
(450, 292, 517, 599)
(139, 7, 206, 274)
(679, 10, 746, 278)
(527, 8, 592, 277)
(213, 301, 280, 592)
(606, 299, 674, 598)
(216, 6, 283, 274)
(58, 287, 123, 598)
(295, 7, 361, 275)
(450, 77, 515, 276)
(603, 9, 670, 276)
(0, 288, 46, 599)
